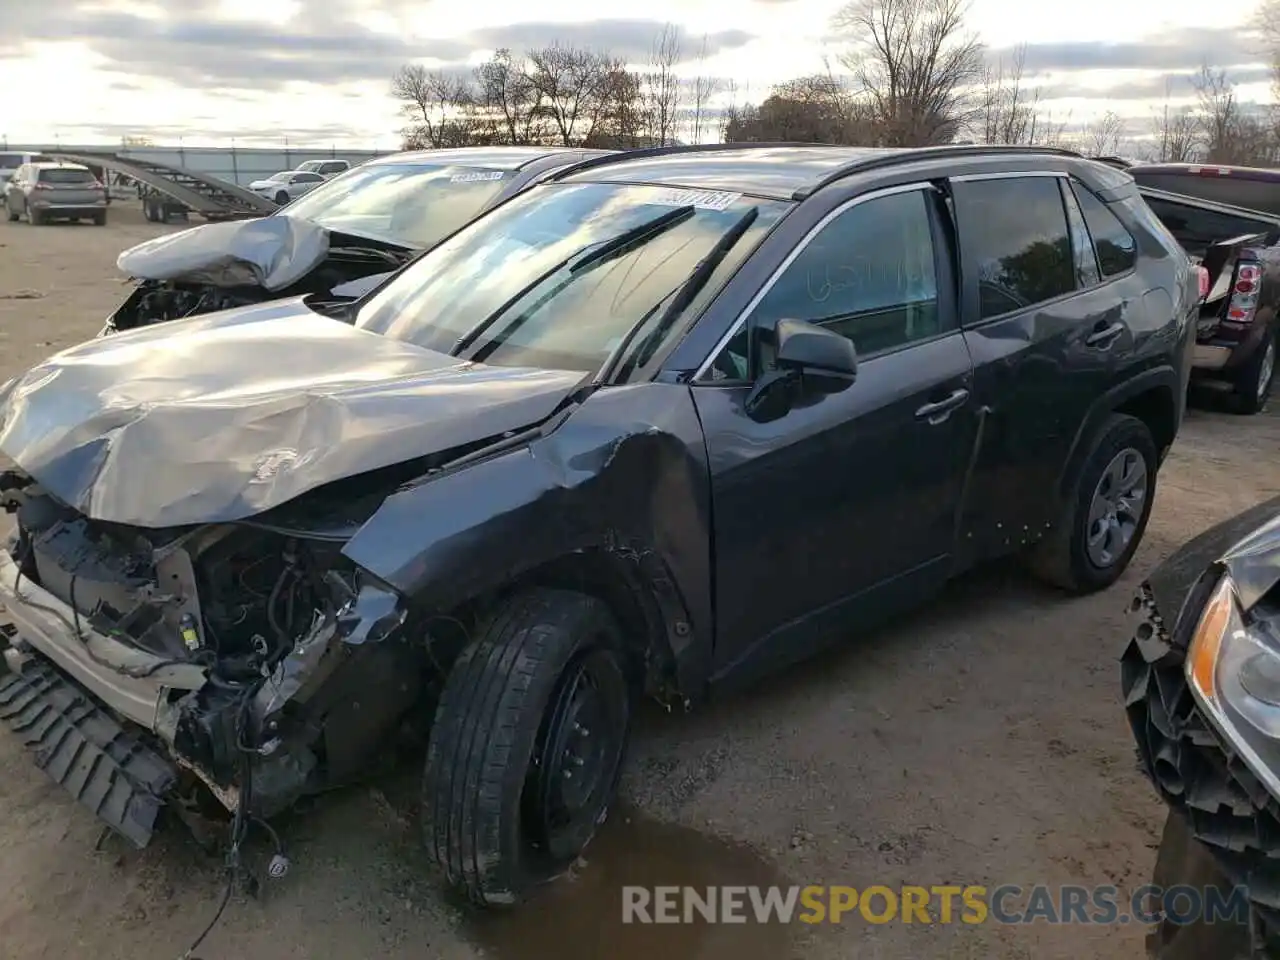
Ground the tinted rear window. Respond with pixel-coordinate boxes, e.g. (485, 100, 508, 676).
(0, 154, 24, 169)
(1071, 184, 1137, 276)
(956, 176, 1075, 320)
(38, 168, 95, 184)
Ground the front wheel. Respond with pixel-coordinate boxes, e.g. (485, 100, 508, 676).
(423, 588, 632, 906)
(1231, 332, 1276, 415)
(1029, 412, 1157, 593)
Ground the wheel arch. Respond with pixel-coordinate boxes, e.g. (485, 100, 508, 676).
(1059, 366, 1180, 503)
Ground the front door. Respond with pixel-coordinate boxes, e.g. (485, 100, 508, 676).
(691, 184, 979, 686)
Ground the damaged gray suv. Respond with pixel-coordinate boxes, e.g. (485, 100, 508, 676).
(0, 144, 1197, 908)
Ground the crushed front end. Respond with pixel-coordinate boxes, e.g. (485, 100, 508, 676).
(0, 470, 421, 848)
(1122, 496, 1280, 956)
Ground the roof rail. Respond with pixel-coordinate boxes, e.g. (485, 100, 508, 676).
(545, 141, 847, 182)
(791, 143, 1085, 199)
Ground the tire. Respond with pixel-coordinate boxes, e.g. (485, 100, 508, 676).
(6, 204, 17, 222)
(143, 200, 155, 222)
(1230, 330, 1276, 415)
(423, 588, 633, 906)
(92, 212, 106, 226)
(27, 205, 42, 226)
(274, 191, 289, 205)
(1029, 412, 1158, 594)
(1147, 810, 1253, 959)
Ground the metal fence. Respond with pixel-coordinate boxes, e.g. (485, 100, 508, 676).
(2, 142, 399, 188)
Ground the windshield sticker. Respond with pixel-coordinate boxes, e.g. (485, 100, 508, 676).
(645, 188, 743, 211)
(450, 170, 507, 183)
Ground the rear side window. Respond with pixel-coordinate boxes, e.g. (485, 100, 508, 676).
(1071, 184, 1137, 276)
(38, 168, 94, 184)
(955, 176, 1075, 320)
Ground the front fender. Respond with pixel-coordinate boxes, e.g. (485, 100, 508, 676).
(341, 382, 715, 696)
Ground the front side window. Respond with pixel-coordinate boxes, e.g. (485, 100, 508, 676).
(1071, 183, 1137, 276)
(955, 176, 1075, 320)
(283, 162, 525, 250)
(751, 189, 943, 358)
(355, 182, 787, 374)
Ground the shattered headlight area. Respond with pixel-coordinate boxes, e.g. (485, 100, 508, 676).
(1122, 574, 1280, 950)
(0, 471, 424, 832)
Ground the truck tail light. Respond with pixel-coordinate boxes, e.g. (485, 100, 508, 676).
(1227, 262, 1262, 322)
(32, 182, 51, 191)
(1195, 265, 1210, 301)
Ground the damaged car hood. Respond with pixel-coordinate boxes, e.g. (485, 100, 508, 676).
(116, 216, 331, 291)
(0, 299, 587, 527)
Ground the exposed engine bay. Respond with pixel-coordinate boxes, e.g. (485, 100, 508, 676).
(0, 472, 428, 821)
(105, 216, 415, 333)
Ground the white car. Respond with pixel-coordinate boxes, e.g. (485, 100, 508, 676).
(248, 170, 326, 205)
(295, 159, 351, 178)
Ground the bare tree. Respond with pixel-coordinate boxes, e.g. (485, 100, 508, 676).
(1083, 110, 1125, 155)
(527, 44, 616, 146)
(718, 79, 740, 142)
(391, 64, 474, 149)
(1193, 65, 1238, 162)
(689, 36, 722, 144)
(974, 44, 1040, 144)
(473, 49, 546, 146)
(1150, 78, 1200, 162)
(643, 24, 682, 146)
(831, 0, 985, 146)
(725, 73, 873, 144)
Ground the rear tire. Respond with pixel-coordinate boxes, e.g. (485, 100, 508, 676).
(6, 208, 16, 222)
(27, 206, 42, 226)
(92, 212, 106, 226)
(423, 588, 632, 906)
(1029, 413, 1158, 594)
(1230, 331, 1276, 415)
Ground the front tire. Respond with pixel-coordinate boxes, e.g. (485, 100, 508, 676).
(423, 589, 632, 906)
(1231, 331, 1276, 415)
(1029, 413, 1157, 594)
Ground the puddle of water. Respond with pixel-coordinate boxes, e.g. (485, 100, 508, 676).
(465, 807, 795, 960)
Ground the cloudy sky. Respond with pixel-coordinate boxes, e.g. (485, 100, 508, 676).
(0, 0, 1271, 147)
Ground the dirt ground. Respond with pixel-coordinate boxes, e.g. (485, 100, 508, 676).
(0, 205, 1278, 960)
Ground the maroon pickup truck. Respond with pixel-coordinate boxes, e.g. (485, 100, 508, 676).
(1137, 184, 1280, 414)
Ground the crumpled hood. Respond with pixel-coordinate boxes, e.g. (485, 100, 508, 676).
(0, 299, 586, 528)
(116, 216, 330, 290)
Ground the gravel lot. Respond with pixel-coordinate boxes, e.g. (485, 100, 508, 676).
(1, 205, 1278, 960)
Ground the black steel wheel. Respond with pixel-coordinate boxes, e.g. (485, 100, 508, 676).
(423, 588, 632, 906)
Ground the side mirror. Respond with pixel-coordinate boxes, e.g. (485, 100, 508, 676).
(773, 318, 858, 385)
(744, 320, 857, 423)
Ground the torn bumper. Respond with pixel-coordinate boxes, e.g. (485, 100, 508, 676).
(1122, 582, 1280, 941)
(0, 661, 176, 848)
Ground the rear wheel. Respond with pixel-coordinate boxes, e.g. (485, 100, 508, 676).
(423, 588, 632, 906)
(1029, 413, 1157, 593)
(1230, 331, 1276, 415)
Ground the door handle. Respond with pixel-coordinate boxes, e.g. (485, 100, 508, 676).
(915, 388, 970, 423)
(1085, 321, 1125, 348)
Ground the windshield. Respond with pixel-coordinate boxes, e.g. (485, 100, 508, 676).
(282, 162, 519, 249)
(355, 181, 788, 374)
(297, 161, 322, 172)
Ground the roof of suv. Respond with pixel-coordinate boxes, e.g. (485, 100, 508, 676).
(558, 143, 1086, 201)
(369, 146, 613, 171)
(28, 161, 90, 172)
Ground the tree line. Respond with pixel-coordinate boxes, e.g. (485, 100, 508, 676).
(391, 0, 1280, 165)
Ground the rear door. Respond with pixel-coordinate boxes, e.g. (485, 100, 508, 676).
(37, 167, 101, 205)
(692, 183, 978, 679)
(950, 171, 1142, 561)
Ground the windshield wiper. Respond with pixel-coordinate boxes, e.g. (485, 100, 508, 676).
(453, 204, 696, 359)
(601, 206, 760, 384)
